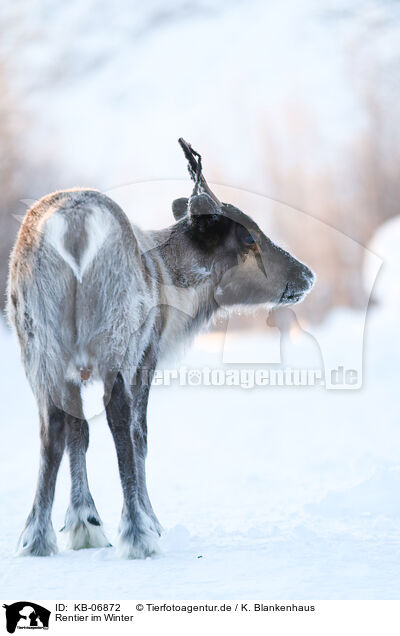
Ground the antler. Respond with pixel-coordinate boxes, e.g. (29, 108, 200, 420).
(178, 138, 221, 206)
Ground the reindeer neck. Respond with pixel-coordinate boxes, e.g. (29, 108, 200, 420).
(145, 224, 219, 330)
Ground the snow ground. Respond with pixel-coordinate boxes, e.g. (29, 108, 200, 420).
(1, 218, 400, 600)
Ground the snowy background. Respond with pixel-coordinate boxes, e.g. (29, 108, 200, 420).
(0, 0, 400, 600)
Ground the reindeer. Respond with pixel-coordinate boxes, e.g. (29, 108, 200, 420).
(7, 139, 315, 559)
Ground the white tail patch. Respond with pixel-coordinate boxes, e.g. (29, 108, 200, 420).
(79, 207, 113, 278)
(45, 214, 82, 280)
(45, 207, 114, 282)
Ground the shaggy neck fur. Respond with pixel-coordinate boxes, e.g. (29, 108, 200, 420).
(144, 222, 222, 340)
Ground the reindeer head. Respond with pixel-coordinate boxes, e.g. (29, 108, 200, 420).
(172, 138, 315, 309)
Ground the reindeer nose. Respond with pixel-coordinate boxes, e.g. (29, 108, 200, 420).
(296, 262, 315, 292)
(280, 260, 315, 304)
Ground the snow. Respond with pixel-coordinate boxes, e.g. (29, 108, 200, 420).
(1, 0, 400, 601)
(1, 216, 400, 600)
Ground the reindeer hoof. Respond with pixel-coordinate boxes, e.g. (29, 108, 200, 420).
(117, 513, 161, 559)
(62, 507, 111, 550)
(117, 533, 161, 560)
(17, 524, 58, 557)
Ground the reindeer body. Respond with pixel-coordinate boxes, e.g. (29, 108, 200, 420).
(7, 141, 315, 558)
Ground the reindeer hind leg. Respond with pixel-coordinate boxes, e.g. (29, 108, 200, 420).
(17, 401, 66, 556)
(61, 383, 111, 550)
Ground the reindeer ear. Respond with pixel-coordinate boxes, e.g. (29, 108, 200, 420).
(189, 193, 220, 220)
(172, 197, 189, 221)
(188, 193, 225, 246)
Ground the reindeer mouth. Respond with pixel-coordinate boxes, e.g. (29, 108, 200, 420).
(279, 282, 307, 305)
(279, 263, 315, 305)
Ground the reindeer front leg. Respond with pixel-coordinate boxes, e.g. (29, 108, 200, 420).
(105, 372, 161, 558)
(131, 365, 163, 537)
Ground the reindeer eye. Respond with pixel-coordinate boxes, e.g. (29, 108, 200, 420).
(244, 234, 255, 246)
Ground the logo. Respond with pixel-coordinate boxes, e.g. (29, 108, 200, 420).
(2, 603, 50, 633)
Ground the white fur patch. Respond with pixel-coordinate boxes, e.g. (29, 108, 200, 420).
(45, 214, 82, 280)
(79, 207, 113, 279)
(45, 207, 114, 282)
(62, 506, 110, 550)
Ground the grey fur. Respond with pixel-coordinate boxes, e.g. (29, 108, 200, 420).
(7, 165, 314, 558)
